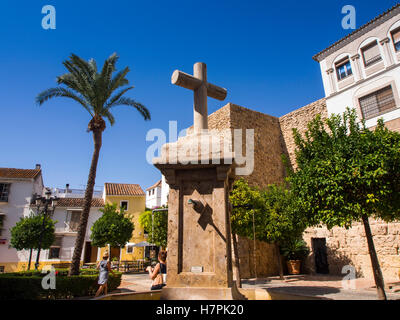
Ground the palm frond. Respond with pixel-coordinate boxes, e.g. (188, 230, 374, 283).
(105, 86, 134, 109)
(36, 87, 94, 116)
(106, 97, 150, 120)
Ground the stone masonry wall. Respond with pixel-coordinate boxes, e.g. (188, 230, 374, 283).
(204, 103, 286, 277)
(278, 98, 400, 281)
(279, 98, 328, 169)
(200, 99, 400, 281)
(303, 220, 400, 281)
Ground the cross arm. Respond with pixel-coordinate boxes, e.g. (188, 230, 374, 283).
(171, 70, 227, 101)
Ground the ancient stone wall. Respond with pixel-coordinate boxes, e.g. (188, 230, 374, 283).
(202, 99, 400, 281)
(303, 220, 400, 281)
(279, 98, 328, 169)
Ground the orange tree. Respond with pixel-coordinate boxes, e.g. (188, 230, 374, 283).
(289, 108, 400, 300)
(230, 179, 306, 282)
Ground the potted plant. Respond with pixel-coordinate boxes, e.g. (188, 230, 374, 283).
(280, 238, 310, 275)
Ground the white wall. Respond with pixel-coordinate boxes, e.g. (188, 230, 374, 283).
(0, 177, 43, 264)
(318, 14, 400, 128)
(161, 175, 169, 206)
(146, 186, 161, 209)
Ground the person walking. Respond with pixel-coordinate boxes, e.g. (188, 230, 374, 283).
(146, 250, 167, 290)
(95, 253, 115, 297)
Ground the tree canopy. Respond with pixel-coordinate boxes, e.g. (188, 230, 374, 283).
(290, 108, 400, 228)
(139, 208, 168, 248)
(90, 203, 134, 248)
(230, 179, 306, 243)
(289, 107, 400, 300)
(10, 213, 56, 251)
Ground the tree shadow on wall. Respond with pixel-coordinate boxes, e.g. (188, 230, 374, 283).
(326, 247, 364, 278)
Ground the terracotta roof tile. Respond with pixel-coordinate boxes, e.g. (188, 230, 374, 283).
(0, 168, 41, 179)
(146, 180, 161, 191)
(104, 183, 145, 196)
(56, 198, 104, 208)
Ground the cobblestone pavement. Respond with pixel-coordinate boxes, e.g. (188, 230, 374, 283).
(115, 273, 153, 293)
(115, 273, 400, 300)
(241, 275, 400, 300)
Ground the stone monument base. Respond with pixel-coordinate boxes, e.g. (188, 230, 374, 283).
(160, 283, 247, 300)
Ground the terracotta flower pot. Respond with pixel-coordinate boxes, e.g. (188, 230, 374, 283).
(286, 260, 301, 275)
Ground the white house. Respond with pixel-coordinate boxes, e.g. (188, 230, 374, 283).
(0, 165, 44, 273)
(46, 196, 104, 265)
(145, 176, 169, 209)
(145, 179, 162, 209)
(313, 4, 400, 132)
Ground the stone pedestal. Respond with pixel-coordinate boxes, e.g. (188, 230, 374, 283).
(153, 132, 244, 300)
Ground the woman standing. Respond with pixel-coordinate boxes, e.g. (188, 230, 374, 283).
(146, 250, 167, 290)
(95, 253, 115, 297)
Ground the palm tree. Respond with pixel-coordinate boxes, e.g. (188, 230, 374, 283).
(36, 53, 150, 275)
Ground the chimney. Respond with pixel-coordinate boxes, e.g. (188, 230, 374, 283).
(66, 184, 70, 193)
(35, 164, 41, 170)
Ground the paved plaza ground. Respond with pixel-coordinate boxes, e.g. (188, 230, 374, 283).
(112, 273, 400, 300)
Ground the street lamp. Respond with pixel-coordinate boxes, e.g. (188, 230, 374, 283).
(32, 188, 59, 270)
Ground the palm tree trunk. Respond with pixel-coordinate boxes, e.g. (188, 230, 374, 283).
(361, 214, 386, 300)
(69, 129, 102, 276)
(275, 242, 284, 280)
(232, 233, 242, 288)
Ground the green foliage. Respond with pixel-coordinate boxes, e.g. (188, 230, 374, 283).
(230, 179, 306, 243)
(280, 238, 310, 260)
(90, 203, 134, 248)
(290, 108, 400, 229)
(10, 214, 56, 251)
(139, 208, 168, 247)
(0, 270, 122, 300)
(36, 53, 151, 125)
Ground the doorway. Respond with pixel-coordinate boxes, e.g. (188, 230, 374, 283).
(311, 238, 329, 274)
(110, 246, 121, 261)
(84, 242, 98, 263)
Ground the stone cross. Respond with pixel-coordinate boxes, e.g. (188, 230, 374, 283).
(171, 62, 227, 134)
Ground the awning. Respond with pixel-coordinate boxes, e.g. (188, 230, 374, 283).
(132, 241, 155, 247)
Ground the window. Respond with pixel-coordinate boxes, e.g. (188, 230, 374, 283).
(0, 214, 4, 236)
(391, 27, 400, 51)
(361, 41, 382, 67)
(120, 201, 128, 211)
(335, 57, 352, 81)
(0, 266, 4, 273)
(0, 184, 10, 202)
(126, 245, 133, 254)
(359, 85, 396, 119)
(48, 237, 62, 259)
(68, 211, 81, 232)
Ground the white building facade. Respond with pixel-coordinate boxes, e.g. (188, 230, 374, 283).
(314, 4, 400, 132)
(145, 176, 169, 209)
(0, 166, 44, 272)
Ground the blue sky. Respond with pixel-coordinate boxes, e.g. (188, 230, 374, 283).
(0, 0, 397, 191)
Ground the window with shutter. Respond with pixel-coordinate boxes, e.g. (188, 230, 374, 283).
(335, 57, 352, 80)
(49, 236, 62, 259)
(359, 85, 396, 119)
(69, 211, 81, 232)
(0, 184, 10, 202)
(391, 28, 400, 51)
(361, 41, 382, 67)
